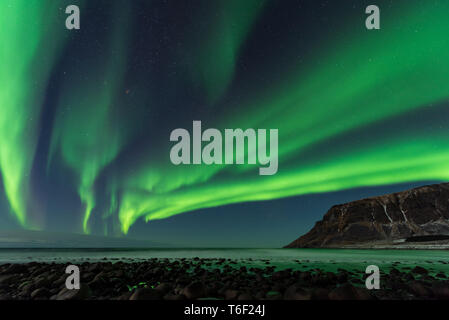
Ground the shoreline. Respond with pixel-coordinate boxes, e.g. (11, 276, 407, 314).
(1, 244, 449, 250)
(287, 239, 449, 250)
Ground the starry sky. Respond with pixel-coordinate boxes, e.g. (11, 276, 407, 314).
(1, 0, 449, 247)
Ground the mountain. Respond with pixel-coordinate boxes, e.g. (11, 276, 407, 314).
(285, 183, 449, 248)
(0, 230, 169, 248)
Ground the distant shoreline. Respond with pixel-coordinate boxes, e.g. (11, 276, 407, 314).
(288, 239, 449, 250)
(0, 245, 449, 250)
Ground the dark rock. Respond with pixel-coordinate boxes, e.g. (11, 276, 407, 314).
(350, 278, 363, 285)
(353, 287, 375, 300)
(0, 293, 12, 300)
(87, 263, 102, 273)
(109, 269, 124, 278)
(311, 288, 330, 300)
(33, 276, 51, 288)
(53, 274, 69, 287)
(164, 293, 186, 300)
(271, 283, 286, 293)
(116, 292, 132, 300)
(272, 271, 285, 281)
(404, 273, 415, 282)
(2, 264, 28, 274)
(81, 272, 96, 282)
(182, 282, 206, 300)
(129, 288, 161, 300)
(284, 285, 312, 300)
(155, 282, 171, 295)
(224, 289, 239, 300)
(205, 286, 218, 297)
(56, 285, 92, 300)
(20, 283, 35, 295)
(266, 291, 282, 300)
(389, 268, 401, 276)
(432, 282, 449, 299)
(237, 292, 253, 300)
(31, 288, 50, 299)
(299, 271, 312, 282)
(0, 274, 19, 286)
(407, 281, 432, 297)
(411, 266, 428, 275)
(336, 272, 349, 283)
(329, 284, 373, 300)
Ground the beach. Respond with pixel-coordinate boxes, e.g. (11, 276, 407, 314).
(0, 248, 448, 300)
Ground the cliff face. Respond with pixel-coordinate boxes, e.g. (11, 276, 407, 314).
(285, 183, 449, 248)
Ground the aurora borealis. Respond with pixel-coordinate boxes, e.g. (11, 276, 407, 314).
(1, 0, 449, 244)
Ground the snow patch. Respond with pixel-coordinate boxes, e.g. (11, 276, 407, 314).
(381, 202, 393, 223)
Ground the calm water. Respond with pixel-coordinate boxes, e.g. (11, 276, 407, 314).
(0, 248, 449, 274)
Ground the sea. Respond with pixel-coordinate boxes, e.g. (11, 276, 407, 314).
(0, 248, 448, 275)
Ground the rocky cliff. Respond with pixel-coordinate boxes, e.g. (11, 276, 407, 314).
(285, 183, 449, 248)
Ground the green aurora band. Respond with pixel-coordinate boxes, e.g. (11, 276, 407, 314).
(178, 0, 267, 103)
(48, 1, 132, 233)
(2, 1, 449, 234)
(0, 0, 69, 227)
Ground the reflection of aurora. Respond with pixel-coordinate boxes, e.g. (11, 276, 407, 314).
(2, 0, 449, 235)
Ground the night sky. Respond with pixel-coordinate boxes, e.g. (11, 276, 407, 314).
(1, 0, 449, 247)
